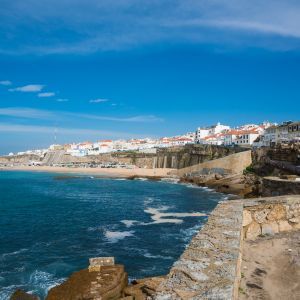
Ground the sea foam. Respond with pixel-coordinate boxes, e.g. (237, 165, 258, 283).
(104, 230, 135, 243)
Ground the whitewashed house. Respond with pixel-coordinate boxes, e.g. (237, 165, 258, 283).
(195, 122, 230, 143)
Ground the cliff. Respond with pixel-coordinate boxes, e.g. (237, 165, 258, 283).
(0, 145, 246, 170)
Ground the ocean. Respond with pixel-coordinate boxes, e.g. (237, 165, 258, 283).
(0, 171, 227, 299)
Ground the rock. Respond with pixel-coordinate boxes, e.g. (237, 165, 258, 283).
(46, 265, 128, 300)
(246, 222, 261, 240)
(124, 276, 166, 299)
(267, 205, 286, 221)
(288, 217, 300, 223)
(261, 222, 279, 235)
(243, 210, 253, 227)
(254, 209, 270, 224)
(10, 289, 39, 300)
(278, 220, 293, 232)
(292, 222, 300, 229)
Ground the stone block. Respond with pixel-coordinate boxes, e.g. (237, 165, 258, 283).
(242, 210, 252, 227)
(278, 220, 293, 232)
(246, 222, 261, 240)
(254, 209, 270, 223)
(267, 205, 286, 221)
(89, 257, 115, 272)
(292, 222, 300, 229)
(261, 222, 279, 235)
(288, 217, 300, 224)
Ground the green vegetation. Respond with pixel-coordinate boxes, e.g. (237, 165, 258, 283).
(243, 164, 255, 174)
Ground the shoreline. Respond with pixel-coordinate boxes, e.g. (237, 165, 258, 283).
(0, 165, 175, 179)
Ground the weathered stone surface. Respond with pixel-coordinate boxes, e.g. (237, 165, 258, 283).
(10, 289, 39, 300)
(262, 176, 300, 197)
(154, 200, 244, 300)
(289, 217, 300, 223)
(243, 210, 252, 226)
(253, 209, 270, 223)
(292, 222, 300, 230)
(89, 257, 115, 272)
(261, 222, 279, 235)
(246, 222, 261, 240)
(46, 265, 127, 300)
(267, 205, 286, 221)
(278, 220, 293, 232)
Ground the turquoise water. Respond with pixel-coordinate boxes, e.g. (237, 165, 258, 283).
(0, 171, 226, 299)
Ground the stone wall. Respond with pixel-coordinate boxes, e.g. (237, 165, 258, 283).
(155, 195, 300, 300)
(262, 176, 300, 197)
(155, 200, 244, 299)
(242, 196, 300, 240)
(175, 150, 252, 177)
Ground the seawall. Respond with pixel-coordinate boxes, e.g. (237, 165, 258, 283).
(174, 150, 252, 177)
(154, 195, 300, 299)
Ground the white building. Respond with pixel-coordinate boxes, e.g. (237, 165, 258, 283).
(224, 130, 260, 147)
(262, 126, 277, 146)
(195, 122, 230, 143)
(288, 121, 300, 141)
(235, 130, 260, 147)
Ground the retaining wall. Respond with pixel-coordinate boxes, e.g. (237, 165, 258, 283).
(175, 150, 252, 177)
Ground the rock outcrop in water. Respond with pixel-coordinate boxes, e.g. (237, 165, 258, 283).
(45, 261, 165, 300)
(46, 265, 127, 300)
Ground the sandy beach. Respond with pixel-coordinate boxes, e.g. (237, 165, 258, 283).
(0, 165, 175, 178)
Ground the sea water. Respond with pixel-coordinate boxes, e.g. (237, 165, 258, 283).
(0, 171, 226, 299)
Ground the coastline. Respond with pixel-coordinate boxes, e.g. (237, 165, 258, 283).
(0, 165, 175, 179)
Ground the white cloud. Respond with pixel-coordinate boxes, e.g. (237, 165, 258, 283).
(38, 92, 55, 97)
(9, 84, 44, 92)
(0, 80, 12, 86)
(2, 0, 300, 55)
(0, 107, 55, 119)
(69, 113, 163, 123)
(0, 107, 164, 123)
(56, 98, 69, 102)
(89, 98, 109, 103)
(0, 122, 139, 139)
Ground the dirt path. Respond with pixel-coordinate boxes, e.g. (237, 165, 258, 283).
(239, 231, 300, 299)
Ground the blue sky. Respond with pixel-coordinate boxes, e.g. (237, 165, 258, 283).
(1, 0, 300, 154)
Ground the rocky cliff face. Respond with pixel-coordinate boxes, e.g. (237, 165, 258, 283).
(0, 154, 42, 164)
(252, 142, 300, 176)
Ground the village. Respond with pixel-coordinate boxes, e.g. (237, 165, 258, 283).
(8, 121, 300, 158)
